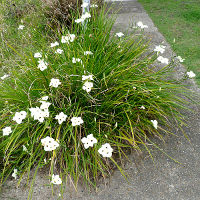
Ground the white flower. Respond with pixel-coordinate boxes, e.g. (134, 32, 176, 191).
(61, 34, 75, 43)
(81, 134, 97, 149)
(41, 136, 59, 151)
(154, 45, 166, 54)
(55, 112, 67, 124)
(50, 41, 59, 47)
(12, 169, 18, 179)
(82, 81, 93, 93)
(90, 4, 98, 8)
(115, 32, 124, 38)
(29, 107, 45, 122)
(151, 120, 158, 129)
(82, 75, 93, 81)
(13, 111, 27, 124)
(81, 2, 89, 8)
(20, 111, 27, 118)
(84, 51, 93, 55)
(177, 56, 185, 63)
(41, 96, 48, 101)
(49, 78, 61, 88)
(42, 109, 50, 118)
(98, 143, 113, 158)
(75, 18, 85, 23)
(40, 101, 51, 110)
(18, 25, 25, 30)
(51, 174, 62, 185)
(186, 71, 196, 78)
(157, 56, 169, 64)
(82, 12, 91, 20)
(38, 59, 48, 71)
(34, 52, 42, 58)
(55, 49, 63, 54)
(75, 12, 91, 23)
(29, 106, 49, 123)
(72, 57, 82, 64)
(137, 21, 148, 29)
(1, 74, 9, 80)
(29, 107, 39, 117)
(2, 127, 12, 136)
(71, 117, 84, 126)
(140, 106, 145, 110)
(22, 145, 28, 152)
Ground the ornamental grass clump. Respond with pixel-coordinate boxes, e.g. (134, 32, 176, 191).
(0, 5, 194, 191)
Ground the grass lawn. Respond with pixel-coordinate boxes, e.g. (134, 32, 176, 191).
(139, 0, 200, 85)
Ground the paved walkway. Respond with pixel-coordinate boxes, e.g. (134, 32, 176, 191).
(1, 1, 200, 199)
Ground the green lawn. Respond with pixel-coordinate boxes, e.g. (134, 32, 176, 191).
(139, 0, 200, 85)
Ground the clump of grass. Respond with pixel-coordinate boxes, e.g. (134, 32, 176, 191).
(0, 4, 195, 195)
(0, 0, 51, 76)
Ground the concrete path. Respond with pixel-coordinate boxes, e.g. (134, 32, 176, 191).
(1, 1, 200, 199)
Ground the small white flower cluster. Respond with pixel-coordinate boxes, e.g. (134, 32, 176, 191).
(154, 45, 166, 54)
(13, 111, 27, 124)
(71, 117, 84, 126)
(29, 97, 51, 123)
(82, 74, 93, 93)
(137, 21, 148, 29)
(50, 41, 64, 54)
(115, 32, 124, 38)
(2, 126, 12, 136)
(51, 174, 62, 185)
(75, 12, 91, 24)
(186, 71, 196, 78)
(90, 4, 98, 8)
(82, 75, 93, 81)
(157, 56, 169, 65)
(50, 41, 59, 47)
(38, 59, 48, 71)
(84, 51, 93, 55)
(72, 57, 83, 64)
(1, 74, 9, 80)
(41, 136, 59, 151)
(98, 143, 113, 158)
(33, 52, 48, 71)
(55, 112, 67, 124)
(61, 34, 75, 44)
(49, 78, 61, 88)
(81, 134, 97, 149)
(80, 134, 114, 158)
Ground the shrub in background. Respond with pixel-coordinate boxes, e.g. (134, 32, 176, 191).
(42, 0, 81, 30)
(0, 3, 195, 195)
